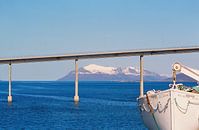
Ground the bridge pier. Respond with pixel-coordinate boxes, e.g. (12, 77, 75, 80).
(74, 59, 79, 102)
(139, 55, 144, 97)
(8, 63, 12, 103)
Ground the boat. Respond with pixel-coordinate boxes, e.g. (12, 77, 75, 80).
(138, 62, 199, 130)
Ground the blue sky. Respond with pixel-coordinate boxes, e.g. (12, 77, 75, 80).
(0, 0, 199, 80)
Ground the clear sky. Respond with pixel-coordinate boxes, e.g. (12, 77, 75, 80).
(0, 0, 199, 80)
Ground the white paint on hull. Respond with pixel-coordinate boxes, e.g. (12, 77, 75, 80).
(138, 89, 199, 130)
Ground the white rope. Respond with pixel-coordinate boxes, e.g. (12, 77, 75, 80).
(140, 98, 170, 113)
(174, 98, 190, 114)
(174, 98, 199, 114)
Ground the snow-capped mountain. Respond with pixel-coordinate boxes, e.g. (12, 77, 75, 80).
(58, 64, 167, 81)
(81, 64, 120, 75)
(122, 66, 139, 75)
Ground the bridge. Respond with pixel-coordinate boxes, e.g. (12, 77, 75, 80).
(1, 46, 199, 103)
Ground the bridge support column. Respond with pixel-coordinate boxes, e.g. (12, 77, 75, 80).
(139, 55, 144, 97)
(74, 59, 79, 102)
(8, 63, 12, 103)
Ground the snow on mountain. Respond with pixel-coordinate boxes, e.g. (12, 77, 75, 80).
(122, 66, 139, 75)
(83, 64, 119, 75)
(122, 66, 160, 76)
(81, 64, 157, 76)
(58, 64, 167, 81)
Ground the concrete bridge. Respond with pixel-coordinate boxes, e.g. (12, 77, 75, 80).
(1, 46, 199, 103)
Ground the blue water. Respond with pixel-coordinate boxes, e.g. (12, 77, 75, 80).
(0, 81, 197, 129)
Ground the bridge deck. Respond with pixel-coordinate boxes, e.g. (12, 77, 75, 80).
(0, 47, 199, 64)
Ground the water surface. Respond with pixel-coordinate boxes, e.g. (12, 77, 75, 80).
(0, 81, 196, 129)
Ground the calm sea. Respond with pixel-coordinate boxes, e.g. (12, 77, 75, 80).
(0, 81, 196, 129)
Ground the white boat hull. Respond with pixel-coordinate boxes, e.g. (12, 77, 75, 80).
(138, 89, 199, 130)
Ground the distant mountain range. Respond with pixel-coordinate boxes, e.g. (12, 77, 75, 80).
(58, 64, 166, 81)
(58, 64, 197, 82)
